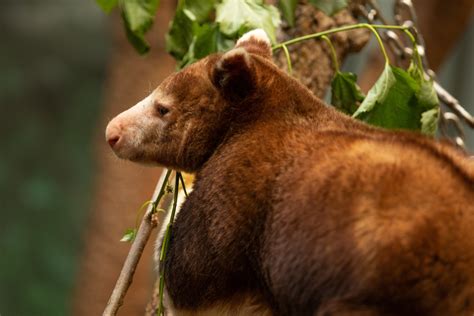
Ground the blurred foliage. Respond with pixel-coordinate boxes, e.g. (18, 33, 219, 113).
(97, 0, 283, 67)
(352, 61, 439, 135)
(0, 1, 110, 315)
(98, 0, 350, 59)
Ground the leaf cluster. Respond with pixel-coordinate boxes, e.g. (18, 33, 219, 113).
(330, 65, 439, 135)
(167, 0, 281, 68)
(319, 30, 439, 135)
(96, 1, 440, 134)
(95, 0, 282, 65)
(96, 0, 348, 66)
(350, 60, 439, 135)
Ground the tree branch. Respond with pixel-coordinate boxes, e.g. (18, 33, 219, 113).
(102, 171, 171, 316)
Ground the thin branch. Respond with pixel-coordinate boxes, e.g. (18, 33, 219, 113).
(178, 172, 188, 197)
(272, 23, 411, 50)
(281, 44, 292, 74)
(103, 208, 156, 316)
(434, 81, 474, 128)
(321, 35, 339, 72)
(158, 173, 180, 315)
(103, 171, 170, 316)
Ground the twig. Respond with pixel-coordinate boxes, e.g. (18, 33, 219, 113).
(157, 173, 181, 315)
(103, 171, 169, 316)
(102, 208, 156, 316)
(272, 23, 412, 50)
(434, 81, 474, 128)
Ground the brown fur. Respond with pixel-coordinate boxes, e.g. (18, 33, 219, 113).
(106, 31, 474, 315)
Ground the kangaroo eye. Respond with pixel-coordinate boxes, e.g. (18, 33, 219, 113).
(156, 105, 170, 117)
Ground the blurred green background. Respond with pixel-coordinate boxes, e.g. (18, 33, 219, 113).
(0, 1, 109, 315)
(0, 1, 473, 316)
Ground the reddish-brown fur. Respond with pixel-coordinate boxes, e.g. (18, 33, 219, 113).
(106, 31, 474, 315)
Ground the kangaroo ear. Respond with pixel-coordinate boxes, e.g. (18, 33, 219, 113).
(211, 47, 256, 101)
(235, 29, 272, 60)
(211, 29, 272, 101)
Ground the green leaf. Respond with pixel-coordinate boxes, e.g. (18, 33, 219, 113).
(417, 79, 439, 110)
(182, 0, 216, 23)
(408, 60, 439, 109)
(308, 0, 348, 16)
(167, 0, 236, 69)
(279, 0, 297, 27)
(216, 0, 281, 43)
(122, 23, 150, 54)
(352, 64, 395, 118)
(331, 71, 365, 115)
(179, 24, 218, 68)
(420, 107, 440, 136)
(120, 228, 137, 242)
(120, 0, 160, 54)
(352, 58, 440, 134)
(166, 0, 217, 60)
(408, 57, 440, 135)
(166, 8, 195, 60)
(179, 23, 235, 68)
(352, 63, 426, 131)
(192, 24, 232, 58)
(216, 32, 235, 52)
(122, 0, 159, 32)
(96, 0, 118, 13)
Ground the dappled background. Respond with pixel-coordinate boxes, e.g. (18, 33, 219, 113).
(0, 1, 473, 315)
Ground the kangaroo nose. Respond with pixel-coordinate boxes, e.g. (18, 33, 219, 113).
(105, 122, 122, 149)
(107, 134, 120, 148)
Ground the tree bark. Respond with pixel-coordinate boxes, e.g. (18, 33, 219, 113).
(274, 2, 370, 97)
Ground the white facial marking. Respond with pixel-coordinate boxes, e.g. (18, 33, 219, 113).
(114, 93, 154, 146)
(126, 93, 153, 120)
(115, 90, 175, 145)
(106, 88, 177, 161)
(237, 28, 271, 46)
